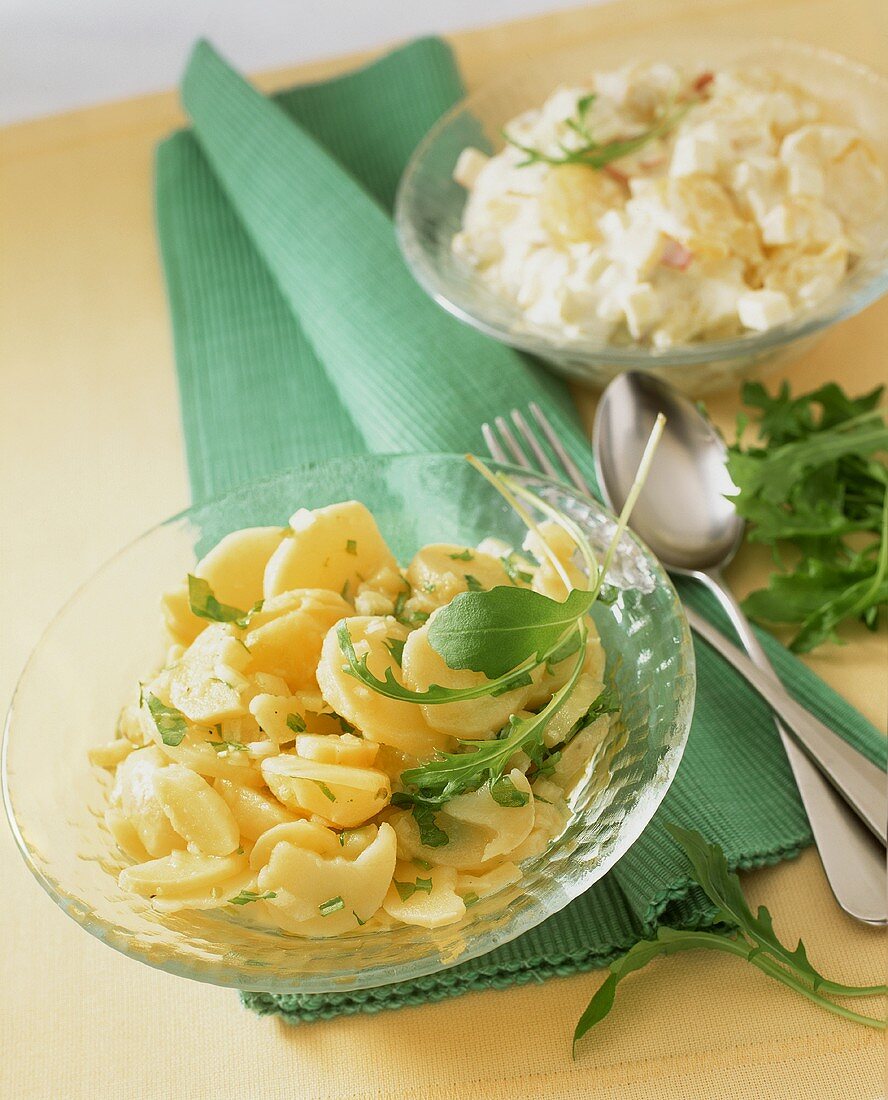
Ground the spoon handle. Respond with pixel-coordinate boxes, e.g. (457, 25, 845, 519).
(686, 597, 887, 850)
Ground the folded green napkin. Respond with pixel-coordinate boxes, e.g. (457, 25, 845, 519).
(155, 37, 885, 1023)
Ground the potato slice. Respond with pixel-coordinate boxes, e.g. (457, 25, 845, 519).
(110, 746, 185, 857)
(194, 526, 286, 610)
(405, 543, 516, 613)
(153, 764, 241, 856)
(119, 849, 247, 898)
(382, 863, 465, 929)
(317, 616, 452, 758)
(294, 732, 379, 768)
(244, 589, 351, 688)
(214, 778, 299, 841)
(260, 754, 391, 829)
(401, 618, 534, 739)
(263, 501, 399, 600)
(164, 623, 251, 724)
(257, 821, 397, 936)
(446, 770, 535, 861)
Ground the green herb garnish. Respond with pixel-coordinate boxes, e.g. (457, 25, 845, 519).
(727, 382, 887, 652)
(463, 892, 480, 908)
(318, 896, 345, 916)
(145, 694, 188, 747)
(187, 574, 261, 628)
(314, 781, 337, 802)
(345, 539, 358, 555)
(464, 574, 484, 592)
(384, 637, 406, 666)
(449, 549, 474, 561)
(505, 89, 700, 170)
(394, 877, 434, 902)
(574, 825, 887, 1051)
(229, 890, 277, 906)
(205, 737, 248, 754)
(286, 713, 306, 734)
(392, 584, 429, 627)
(502, 552, 534, 586)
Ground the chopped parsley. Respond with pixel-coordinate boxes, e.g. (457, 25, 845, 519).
(145, 694, 188, 747)
(314, 781, 337, 802)
(448, 549, 474, 561)
(394, 877, 433, 902)
(345, 539, 358, 555)
(286, 713, 306, 734)
(229, 890, 277, 906)
(319, 896, 345, 916)
(464, 574, 484, 592)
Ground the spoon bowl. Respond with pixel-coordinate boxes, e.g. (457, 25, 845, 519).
(593, 372, 742, 573)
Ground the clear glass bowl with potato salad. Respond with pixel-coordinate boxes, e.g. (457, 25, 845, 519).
(3, 455, 693, 992)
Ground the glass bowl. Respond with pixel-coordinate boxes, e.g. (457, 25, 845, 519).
(395, 35, 888, 395)
(2, 454, 694, 994)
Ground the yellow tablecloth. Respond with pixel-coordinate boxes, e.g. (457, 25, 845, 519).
(1, 1, 885, 1096)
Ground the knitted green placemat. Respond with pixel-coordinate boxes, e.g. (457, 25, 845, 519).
(155, 37, 886, 1024)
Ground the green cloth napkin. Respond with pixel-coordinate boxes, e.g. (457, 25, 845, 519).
(155, 37, 885, 1024)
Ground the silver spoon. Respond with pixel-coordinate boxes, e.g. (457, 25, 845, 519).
(593, 370, 886, 925)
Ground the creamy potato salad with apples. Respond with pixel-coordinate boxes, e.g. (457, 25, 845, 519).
(452, 62, 886, 348)
(91, 481, 617, 938)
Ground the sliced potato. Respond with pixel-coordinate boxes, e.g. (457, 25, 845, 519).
(260, 753, 391, 829)
(382, 863, 465, 929)
(215, 778, 299, 841)
(244, 589, 351, 689)
(405, 543, 516, 613)
(263, 501, 399, 600)
(110, 746, 185, 857)
(153, 764, 241, 856)
(400, 617, 534, 739)
(164, 623, 251, 724)
(194, 526, 286, 610)
(119, 849, 247, 898)
(317, 616, 452, 758)
(257, 821, 397, 936)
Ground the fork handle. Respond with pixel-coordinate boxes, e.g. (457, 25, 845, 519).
(686, 583, 887, 850)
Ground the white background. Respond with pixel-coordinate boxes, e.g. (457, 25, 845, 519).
(0, 0, 588, 124)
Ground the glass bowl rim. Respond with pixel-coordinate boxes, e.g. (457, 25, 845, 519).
(2, 452, 695, 992)
(394, 35, 888, 368)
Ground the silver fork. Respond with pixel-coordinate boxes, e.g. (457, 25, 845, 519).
(482, 403, 887, 922)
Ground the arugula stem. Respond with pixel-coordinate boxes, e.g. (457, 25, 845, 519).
(746, 951, 886, 1029)
(465, 453, 575, 592)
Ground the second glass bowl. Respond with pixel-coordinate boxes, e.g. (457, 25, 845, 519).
(396, 35, 888, 394)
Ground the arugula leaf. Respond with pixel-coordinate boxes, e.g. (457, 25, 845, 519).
(489, 775, 530, 806)
(464, 574, 484, 592)
(338, 620, 559, 706)
(392, 584, 429, 627)
(573, 826, 888, 1052)
(146, 694, 188, 747)
(727, 382, 887, 651)
(390, 792, 450, 847)
(384, 637, 406, 666)
(401, 625, 587, 801)
(187, 574, 261, 628)
(502, 552, 534, 586)
(427, 586, 595, 678)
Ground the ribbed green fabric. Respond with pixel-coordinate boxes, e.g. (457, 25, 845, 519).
(154, 38, 886, 1024)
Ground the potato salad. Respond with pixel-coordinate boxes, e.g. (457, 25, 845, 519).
(92, 495, 613, 937)
(453, 62, 887, 348)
